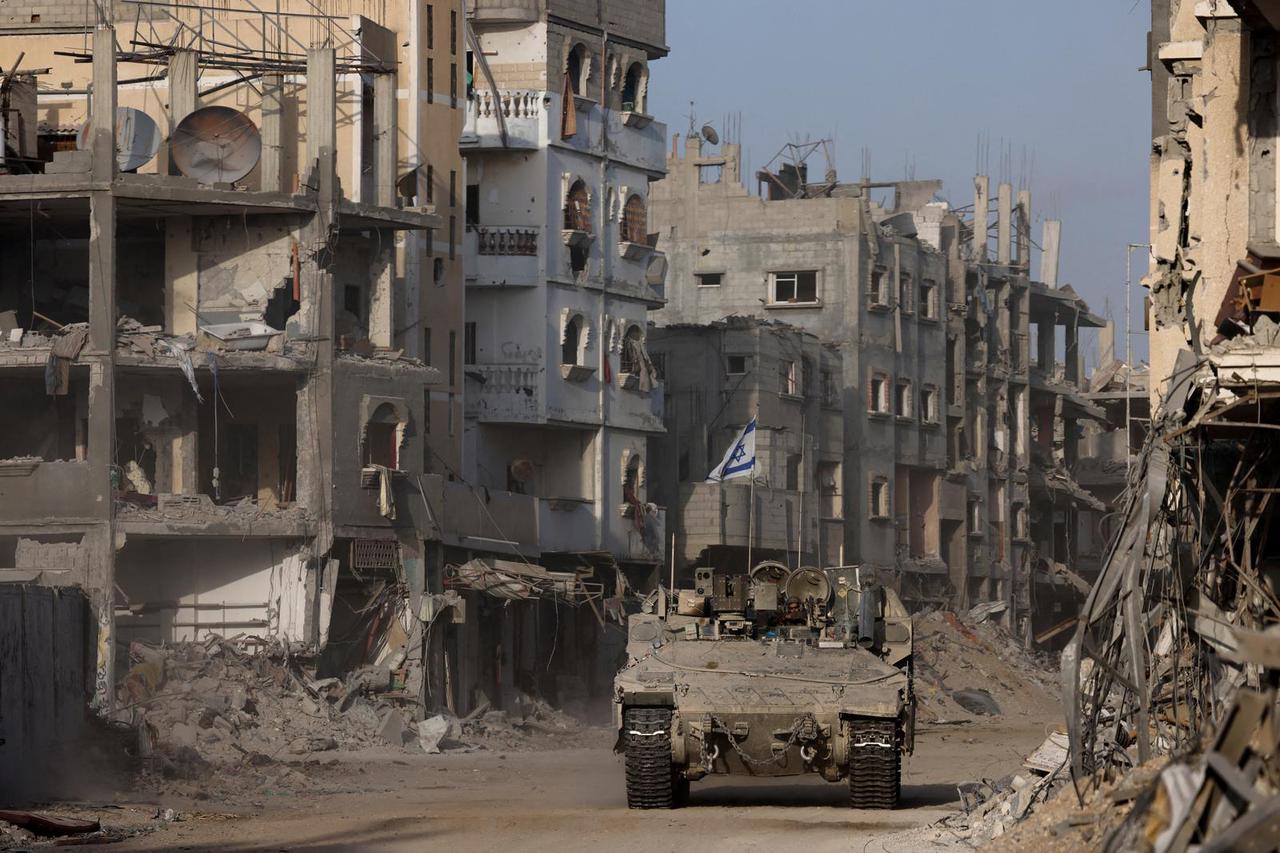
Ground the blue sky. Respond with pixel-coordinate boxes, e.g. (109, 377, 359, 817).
(648, 0, 1152, 366)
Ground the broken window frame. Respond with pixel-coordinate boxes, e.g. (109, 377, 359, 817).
(566, 43, 589, 97)
(621, 61, 646, 112)
(869, 372, 890, 414)
(564, 180, 592, 233)
(621, 194, 648, 245)
(869, 477, 890, 519)
(921, 385, 939, 423)
(619, 325, 644, 374)
(870, 265, 890, 308)
(779, 359, 798, 396)
(899, 270, 914, 315)
(894, 379, 913, 419)
(770, 270, 819, 305)
(920, 278, 939, 320)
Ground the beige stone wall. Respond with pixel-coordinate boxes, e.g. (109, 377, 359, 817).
(1147, 12, 1251, 403)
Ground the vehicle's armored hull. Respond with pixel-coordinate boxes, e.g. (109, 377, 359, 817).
(613, 567, 915, 809)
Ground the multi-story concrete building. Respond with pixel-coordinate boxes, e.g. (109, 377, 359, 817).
(0, 0, 593, 723)
(650, 136, 1106, 633)
(648, 318, 844, 573)
(461, 0, 669, 580)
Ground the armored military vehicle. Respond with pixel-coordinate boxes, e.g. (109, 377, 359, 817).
(613, 563, 914, 809)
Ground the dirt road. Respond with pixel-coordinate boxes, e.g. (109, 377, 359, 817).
(60, 716, 1053, 852)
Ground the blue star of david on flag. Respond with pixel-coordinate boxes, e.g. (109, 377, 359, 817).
(706, 418, 757, 483)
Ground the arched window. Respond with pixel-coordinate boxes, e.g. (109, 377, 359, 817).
(564, 179, 591, 232)
(561, 314, 584, 366)
(566, 43, 588, 96)
(363, 403, 401, 469)
(622, 194, 647, 244)
(622, 62, 645, 112)
(619, 325, 643, 374)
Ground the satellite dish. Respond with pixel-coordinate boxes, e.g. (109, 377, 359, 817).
(700, 124, 719, 146)
(171, 106, 262, 185)
(76, 107, 161, 172)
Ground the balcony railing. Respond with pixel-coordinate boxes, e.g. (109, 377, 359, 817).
(475, 226, 538, 256)
(465, 225, 544, 287)
(462, 90, 545, 150)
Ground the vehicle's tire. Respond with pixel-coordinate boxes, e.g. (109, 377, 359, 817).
(848, 718, 900, 809)
(624, 707, 676, 809)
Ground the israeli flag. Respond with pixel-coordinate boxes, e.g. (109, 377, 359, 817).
(707, 418, 757, 483)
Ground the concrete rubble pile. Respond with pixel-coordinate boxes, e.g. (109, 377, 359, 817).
(115, 633, 591, 785)
(117, 636, 397, 774)
(912, 608, 1061, 725)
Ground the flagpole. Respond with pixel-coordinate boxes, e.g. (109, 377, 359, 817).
(747, 470, 755, 572)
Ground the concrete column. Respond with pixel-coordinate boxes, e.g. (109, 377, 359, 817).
(1065, 322, 1080, 387)
(1037, 319, 1054, 373)
(297, 47, 338, 560)
(260, 74, 284, 193)
(1099, 320, 1116, 368)
(87, 26, 118, 710)
(1039, 220, 1061, 288)
(166, 50, 197, 176)
(374, 72, 397, 208)
(1016, 189, 1031, 269)
(973, 176, 989, 261)
(369, 230, 395, 348)
(90, 27, 116, 180)
(307, 48, 337, 203)
(997, 182, 1012, 267)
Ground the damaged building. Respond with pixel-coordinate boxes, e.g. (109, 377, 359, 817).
(1060, 2, 1280, 848)
(0, 0, 626, 753)
(460, 0, 670, 589)
(648, 136, 1107, 637)
(648, 318, 844, 572)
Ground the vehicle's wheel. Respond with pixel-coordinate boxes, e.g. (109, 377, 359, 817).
(848, 718, 900, 809)
(624, 707, 676, 809)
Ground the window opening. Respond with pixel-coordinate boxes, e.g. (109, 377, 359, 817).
(772, 271, 818, 304)
(622, 194, 647, 244)
(564, 180, 591, 231)
(622, 62, 645, 112)
(562, 315, 583, 366)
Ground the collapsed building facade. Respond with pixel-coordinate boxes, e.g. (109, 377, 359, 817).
(0, 0, 636, 749)
(1063, 2, 1280, 848)
(648, 137, 1107, 636)
(460, 0, 669, 589)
